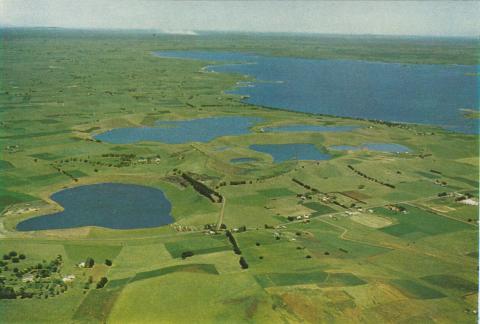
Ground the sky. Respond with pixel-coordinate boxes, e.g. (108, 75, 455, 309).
(0, 0, 479, 37)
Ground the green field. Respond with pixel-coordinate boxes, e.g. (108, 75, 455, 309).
(0, 28, 478, 323)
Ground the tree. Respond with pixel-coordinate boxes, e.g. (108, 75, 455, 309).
(19, 254, 26, 260)
(84, 257, 94, 268)
(181, 251, 194, 259)
(96, 277, 108, 289)
(105, 259, 112, 266)
(239, 257, 249, 269)
(0, 287, 16, 299)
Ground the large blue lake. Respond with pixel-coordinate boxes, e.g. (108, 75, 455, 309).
(16, 183, 173, 231)
(155, 51, 478, 134)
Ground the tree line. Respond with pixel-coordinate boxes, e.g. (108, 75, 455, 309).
(182, 173, 223, 203)
(347, 165, 395, 189)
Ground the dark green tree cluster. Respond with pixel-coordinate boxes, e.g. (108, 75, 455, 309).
(96, 277, 108, 289)
(0, 287, 16, 299)
(181, 251, 194, 259)
(182, 173, 223, 203)
(239, 257, 249, 269)
(226, 231, 241, 255)
(236, 226, 246, 233)
(2, 251, 21, 261)
(84, 257, 94, 268)
(0, 254, 66, 299)
(229, 180, 246, 186)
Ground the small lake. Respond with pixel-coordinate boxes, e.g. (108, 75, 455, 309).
(95, 117, 260, 144)
(95, 116, 359, 144)
(155, 51, 478, 134)
(16, 183, 173, 231)
(250, 144, 331, 163)
(330, 143, 411, 153)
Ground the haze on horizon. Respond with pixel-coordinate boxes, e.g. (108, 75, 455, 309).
(1, 0, 479, 37)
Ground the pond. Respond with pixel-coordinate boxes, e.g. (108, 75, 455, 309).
(155, 51, 478, 134)
(95, 116, 359, 144)
(330, 143, 411, 153)
(95, 116, 260, 144)
(16, 183, 173, 231)
(250, 144, 331, 163)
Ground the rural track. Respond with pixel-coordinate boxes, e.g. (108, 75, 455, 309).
(216, 197, 227, 230)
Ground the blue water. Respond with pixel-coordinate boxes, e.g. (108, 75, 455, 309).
(263, 125, 358, 133)
(250, 144, 331, 163)
(16, 183, 173, 231)
(230, 157, 259, 164)
(155, 51, 479, 134)
(95, 117, 260, 144)
(330, 143, 411, 153)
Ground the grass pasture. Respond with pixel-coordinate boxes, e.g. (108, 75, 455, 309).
(421, 275, 477, 294)
(390, 279, 446, 299)
(130, 263, 219, 284)
(378, 204, 472, 239)
(63, 244, 123, 264)
(164, 236, 231, 258)
(73, 288, 123, 323)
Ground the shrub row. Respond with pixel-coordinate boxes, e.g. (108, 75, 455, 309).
(229, 180, 246, 186)
(347, 165, 395, 189)
(292, 178, 320, 193)
(226, 231, 241, 255)
(51, 165, 79, 182)
(182, 173, 223, 203)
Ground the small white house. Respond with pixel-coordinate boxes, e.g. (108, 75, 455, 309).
(22, 274, 34, 283)
(62, 274, 75, 283)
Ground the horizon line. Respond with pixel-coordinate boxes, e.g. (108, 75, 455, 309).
(1, 25, 478, 39)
